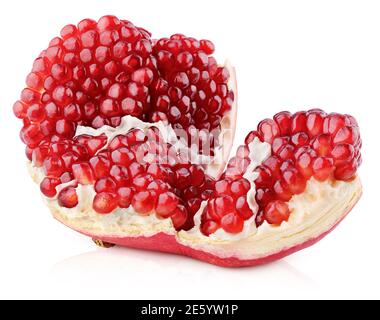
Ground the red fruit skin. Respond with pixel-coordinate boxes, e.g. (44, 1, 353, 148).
(52, 188, 361, 267)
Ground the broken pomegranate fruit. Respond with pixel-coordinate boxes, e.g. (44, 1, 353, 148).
(16, 16, 362, 267)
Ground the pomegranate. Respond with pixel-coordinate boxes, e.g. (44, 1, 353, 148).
(16, 16, 362, 267)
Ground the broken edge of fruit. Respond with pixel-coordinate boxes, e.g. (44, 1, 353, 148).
(48, 176, 361, 267)
(205, 60, 238, 179)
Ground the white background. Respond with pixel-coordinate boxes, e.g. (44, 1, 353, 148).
(0, 0, 379, 299)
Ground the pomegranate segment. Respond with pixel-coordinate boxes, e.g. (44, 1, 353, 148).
(15, 15, 363, 267)
(201, 109, 361, 236)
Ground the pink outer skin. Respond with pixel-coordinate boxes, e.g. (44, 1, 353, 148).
(58, 191, 361, 268)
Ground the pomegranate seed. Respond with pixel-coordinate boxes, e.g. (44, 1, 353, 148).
(56, 119, 75, 138)
(264, 201, 290, 225)
(244, 131, 260, 144)
(111, 147, 134, 165)
(126, 128, 146, 145)
(312, 157, 334, 182)
(236, 145, 250, 159)
(296, 151, 315, 178)
(214, 179, 231, 195)
(20, 124, 43, 147)
(235, 196, 253, 219)
(258, 119, 279, 143)
(187, 197, 202, 213)
(183, 186, 199, 200)
(221, 212, 244, 233)
(291, 112, 307, 134)
(334, 160, 358, 181)
(333, 126, 359, 145)
(256, 188, 273, 207)
(95, 177, 117, 193)
(155, 192, 179, 218)
(272, 137, 289, 154)
(274, 111, 292, 135)
(26, 104, 45, 122)
(312, 134, 332, 156)
(254, 166, 272, 189)
(323, 113, 348, 135)
(200, 39, 215, 55)
(273, 180, 292, 201)
(131, 67, 154, 85)
(230, 178, 250, 196)
(117, 187, 133, 208)
(175, 167, 192, 188)
(132, 191, 155, 214)
(89, 156, 110, 178)
(32, 145, 50, 166)
(21, 88, 40, 104)
(201, 220, 220, 236)
(128, 162, 145, 178)
(93, 192, 119, 214)
(170, 205, 188, 229)
(331, 144, 355, 165)
(13, 101, 28, 119)
(189, 165, 205, 187)
(291, 132, 309, 147)
(263, 156, 281, 179)
(133, 173, 153, 190)
(277, 144, 295, 161)
(345, 114, 358, 127)
(60, 172, 74, 183)
(110, 165, 130, 186)
(58, 186, 78, 208)
(147, 180, 170, 193)
(213, 196, 234, 218)
(40, 177, 60, 197)
(306, 110, 325, 136)
(85, 136, 107, 155)
(44, 156, 65, 177)
(282, 169, 307, 195)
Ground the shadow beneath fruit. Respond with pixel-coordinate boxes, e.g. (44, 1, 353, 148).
(50, 245, 316, 299)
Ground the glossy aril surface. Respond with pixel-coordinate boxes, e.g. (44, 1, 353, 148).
(151, 34, 234, 155)
(15, 16, 234, 167)
(201, 109, 361, 235)
(14, 15, 236, 231)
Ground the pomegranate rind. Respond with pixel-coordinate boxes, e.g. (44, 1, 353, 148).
(47, 177, 361, 267)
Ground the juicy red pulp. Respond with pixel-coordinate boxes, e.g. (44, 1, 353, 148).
(14, 15, 234, 231)
(200, 109, 361, 236)
(15, 15, 233, 158)
(151, 35, 234, 155)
